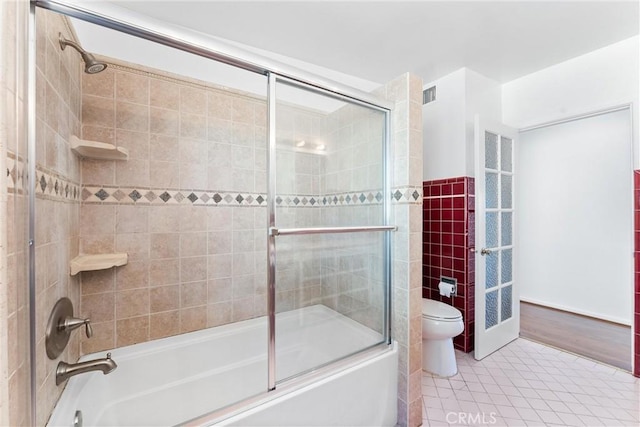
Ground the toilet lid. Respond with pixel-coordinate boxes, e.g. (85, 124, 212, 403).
(422, 299, 462, 320)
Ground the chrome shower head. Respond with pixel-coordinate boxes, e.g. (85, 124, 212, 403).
(59, 33, 107, 74)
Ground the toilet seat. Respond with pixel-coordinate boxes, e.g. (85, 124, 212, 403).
(422, 299, 462, 322)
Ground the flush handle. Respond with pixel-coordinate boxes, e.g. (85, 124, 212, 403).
(480, 248, 492, 256)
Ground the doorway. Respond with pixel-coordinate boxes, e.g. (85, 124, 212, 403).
(516, 107, 633, 371)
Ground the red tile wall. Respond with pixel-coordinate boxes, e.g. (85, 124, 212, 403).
(423, 177, 475, 352)
(634, 171, 640, 377)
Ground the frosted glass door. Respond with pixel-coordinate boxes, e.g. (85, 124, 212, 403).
(474, 117, 519, 360)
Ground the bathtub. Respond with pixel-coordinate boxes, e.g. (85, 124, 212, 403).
(47, 305, 397, 426)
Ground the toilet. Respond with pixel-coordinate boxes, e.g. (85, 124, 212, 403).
(421, 298, 464, 377)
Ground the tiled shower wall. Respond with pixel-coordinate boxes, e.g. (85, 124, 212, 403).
(78, 55, 381, 352)
(33, 9, 83, 426)
(78, 60, 274, 352)
(2, 1, 30, 425)
(422, 176, 475, 352)
(634, 171, 640, 377)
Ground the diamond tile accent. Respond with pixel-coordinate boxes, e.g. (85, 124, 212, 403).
(95, 189, 109, 201)
(187, 192, 198, 203)
(257, 195, 265, 204)
(145, 191, 157, 202)
(235, 194, 244, 204)
(40, 175, 47, 191)
(159, 192, 171, 202)
(112, 190, 125, 201)
(174, 192, 185, 202)
(213, 193, 222, 203)
(129, 190, 142, 202)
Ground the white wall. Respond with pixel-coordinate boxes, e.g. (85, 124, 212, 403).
(464, 69, 503, 176)
(516, 109, 633, 324)
(503, 36, 638, 324)
(503, 36, 640, 167)
(422, 68, 502, 180)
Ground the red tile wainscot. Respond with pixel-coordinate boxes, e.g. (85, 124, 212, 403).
(423, 177, 475, 352)
(634, 171, 640, 377)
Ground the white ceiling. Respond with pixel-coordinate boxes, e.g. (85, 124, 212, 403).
(108, 0, 639, 85)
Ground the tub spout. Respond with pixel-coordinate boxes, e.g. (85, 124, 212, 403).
(56, 352, 117, 385)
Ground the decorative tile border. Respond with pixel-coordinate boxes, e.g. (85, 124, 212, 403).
(6, 154, 26, 194)
(7, 154, 81, 202)
(81, 186, 422, 206)
(36, 168, 81, 202)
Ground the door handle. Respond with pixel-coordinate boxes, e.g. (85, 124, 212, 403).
(480, 248, 492, 256)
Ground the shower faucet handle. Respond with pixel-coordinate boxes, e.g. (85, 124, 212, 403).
(60, 316, 93, 339)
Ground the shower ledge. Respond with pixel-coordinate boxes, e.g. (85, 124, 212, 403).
(70, 253, 128, 276)
(70, 135, 129, 160)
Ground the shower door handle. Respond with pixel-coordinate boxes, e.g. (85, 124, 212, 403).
(480, 248, 492, 256)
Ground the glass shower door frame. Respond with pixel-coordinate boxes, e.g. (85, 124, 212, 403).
(266, 73, 393, 390)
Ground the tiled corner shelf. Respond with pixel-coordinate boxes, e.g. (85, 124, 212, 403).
(70, 135, 129, 161)
(70, 253, 128, 276)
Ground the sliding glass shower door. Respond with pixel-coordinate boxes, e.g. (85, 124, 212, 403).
(268, 76, 392, 385)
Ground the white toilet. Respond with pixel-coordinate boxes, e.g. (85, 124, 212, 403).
(421, 298, 464, 377)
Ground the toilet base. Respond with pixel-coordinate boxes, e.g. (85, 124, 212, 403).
(422, 338, 458, 377)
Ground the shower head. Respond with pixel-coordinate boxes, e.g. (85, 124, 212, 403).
(59, 33, 107, 74)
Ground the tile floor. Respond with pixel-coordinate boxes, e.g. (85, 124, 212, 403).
(422, 338, 639, 426)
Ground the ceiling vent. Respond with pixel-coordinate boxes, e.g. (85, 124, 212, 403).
(423, 86, 436, 105)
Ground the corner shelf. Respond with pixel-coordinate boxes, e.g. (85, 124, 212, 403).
(70, 135, 129, 161)
(70, 253, 128, 276)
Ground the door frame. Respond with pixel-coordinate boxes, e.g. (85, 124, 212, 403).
(517, 103, 637, 375)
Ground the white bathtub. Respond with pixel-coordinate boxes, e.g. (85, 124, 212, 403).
(47, 305, 397, 426)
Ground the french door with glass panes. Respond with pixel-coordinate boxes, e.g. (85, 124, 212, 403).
(474, 116, 518, 360)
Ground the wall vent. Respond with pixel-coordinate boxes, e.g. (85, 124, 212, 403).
(423, 86, 436, 105)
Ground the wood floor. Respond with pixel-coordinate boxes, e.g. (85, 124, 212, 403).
(519, 301, 632, 371)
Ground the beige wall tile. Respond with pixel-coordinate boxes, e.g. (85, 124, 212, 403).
(116, 71, 149, 105)
(150, 107, 179, 136)
(180, 232, 207, 257)
(179, 113, 207, 140)
(116, 288, 149, 319)
(150, 233, 179, 259)
(81, 292, 115, 323)
(115, 260, 149, 290)
(149, 134, 178, 162)
(83, 68, 115, 98)
(115, 159, 149, 187)
(116, 100, 149, 132)
(208, 278, 232, 303)
(180, 281, 207, 308)
(150, 285, 179, 313)
(208, 92, 233, 120)
(150, 311, 180, 340)
(180, 86, 207, 114)
(207, 302, 232, 327)
(116, 233, 149, 261)
(149, 259, 179, 286)
(80, 205, 115, 236)
(81, 269, 116, 295)
(116, 129, 149, 160)
(180, 306, 206, 333)
(82, 94, 115, 128)
(149, 206, 181, 233)
(116, 205, 148, 234)
(81, 321, 115, 354)
(149, 160, 179, 188)
(180, 256, 207, 283)
(116, 316, 149, 346)
(150, 78, 179, 110)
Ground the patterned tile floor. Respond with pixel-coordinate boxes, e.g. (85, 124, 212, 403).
(422, 339, 639, 426)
